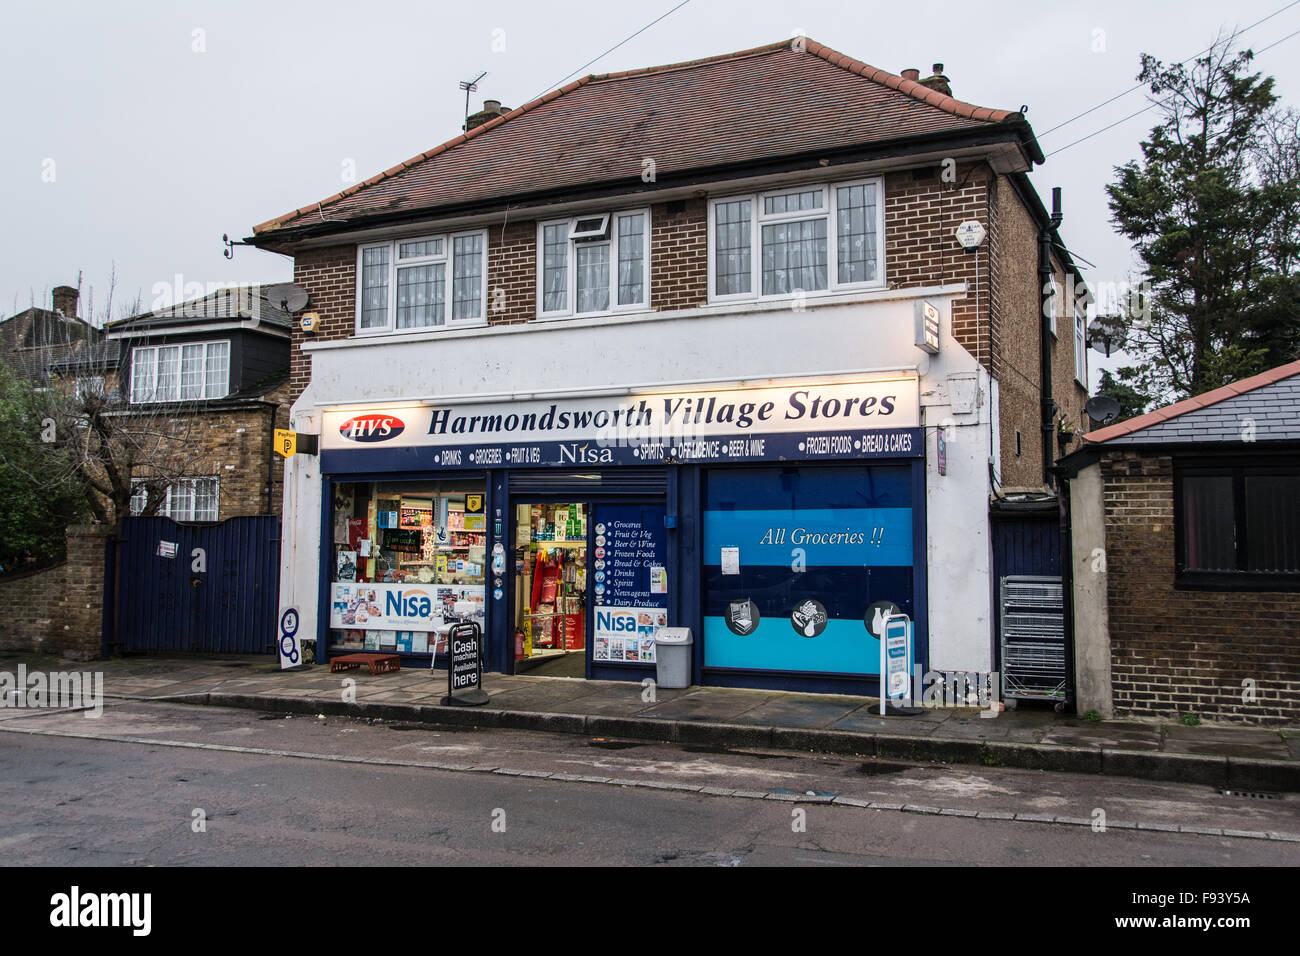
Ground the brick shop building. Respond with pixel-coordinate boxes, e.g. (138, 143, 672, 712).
(1064, 360, 1300, 723)
(249, 39, 1089, 692)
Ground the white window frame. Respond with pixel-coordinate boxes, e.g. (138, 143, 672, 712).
(706, 177, 886, 303)
(129, 477, 220, 522)
(354, 230, 489, 335)
(535, 209, 652, 319)
(129, 340, 229, 404)
(1074, 302, 1087, 386)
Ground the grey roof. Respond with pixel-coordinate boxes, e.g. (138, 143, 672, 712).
(1106, 374, 1300, 445)
(110, 286, 293, 333)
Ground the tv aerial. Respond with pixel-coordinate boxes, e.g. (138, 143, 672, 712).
(460, 71, 488, 128)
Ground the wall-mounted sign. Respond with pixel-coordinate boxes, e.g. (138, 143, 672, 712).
(914, 300, 941, 355)
(320, 376, 922, 469)
(954, 220, 986, 251)
(273, 429, 319, 458)
(937, 426, 947, 476)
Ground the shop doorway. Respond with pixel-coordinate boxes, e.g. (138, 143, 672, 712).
(512, 502, 589, 678)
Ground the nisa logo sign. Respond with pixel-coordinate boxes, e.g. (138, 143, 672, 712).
(385, 589, 432, 618)
(340, 414, 405, 443)
(596, 610, 637, 632)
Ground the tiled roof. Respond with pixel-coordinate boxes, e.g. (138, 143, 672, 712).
(254, 38, 1033, 236)
(1083, 359, 1300, 445)
(110, 287, 293, 332)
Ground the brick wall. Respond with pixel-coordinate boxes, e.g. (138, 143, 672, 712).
(0, 525, 108, 660)
(883, 164, 994, 370)
(650, 198, 708, 311)
(486, 219, 536, 326)
(0, 561, 63, 653)
(1101, 451, 1300, 723)
(291, 246, 356, 402)
(993, 180, 1090, 491)
(129, 400, 285, 518)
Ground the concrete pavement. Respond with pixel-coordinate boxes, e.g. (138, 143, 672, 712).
(5, 651, 1299, 791)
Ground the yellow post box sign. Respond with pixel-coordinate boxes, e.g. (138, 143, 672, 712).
(274, 429, 296, 458)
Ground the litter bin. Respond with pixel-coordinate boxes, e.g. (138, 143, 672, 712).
(654, 627, 693, 689)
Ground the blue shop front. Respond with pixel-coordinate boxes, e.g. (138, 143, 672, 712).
(316, 374, 927, 695)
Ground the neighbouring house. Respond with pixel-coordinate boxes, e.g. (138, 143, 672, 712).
(104, 286, 293, 520)
(0, 285, 102, 387)
(1063, 360, 1300, 723)
(0, 284, 294, 661)
(247, 39, 1090, 691)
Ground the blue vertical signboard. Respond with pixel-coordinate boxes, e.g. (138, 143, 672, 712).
(591, 504, 669, 664)
(702, 466, 915, 677)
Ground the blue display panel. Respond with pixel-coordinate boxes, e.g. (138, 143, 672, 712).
(702, 465, 914, 676)
(591, 503, 669, 665)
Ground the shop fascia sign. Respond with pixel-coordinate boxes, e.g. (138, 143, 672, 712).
(321, 377, 921, 466)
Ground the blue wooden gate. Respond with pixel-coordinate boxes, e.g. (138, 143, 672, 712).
(113, 516, 280, 654)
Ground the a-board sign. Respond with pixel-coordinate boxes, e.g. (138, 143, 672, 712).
(880, 613, 916, 714)
(278, 606, 302, 670)
(442, 622, 488, 706)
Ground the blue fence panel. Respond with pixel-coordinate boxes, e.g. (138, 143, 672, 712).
(115, 516, 280, 654)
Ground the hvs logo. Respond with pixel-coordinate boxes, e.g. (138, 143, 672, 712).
(339, 415, 405, 443)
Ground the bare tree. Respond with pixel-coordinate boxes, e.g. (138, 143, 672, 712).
(1, 273, 222, 529)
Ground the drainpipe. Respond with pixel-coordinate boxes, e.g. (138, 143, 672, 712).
(1039, 187, 1063, 488)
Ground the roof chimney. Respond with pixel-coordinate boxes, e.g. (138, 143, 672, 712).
(465, 99, 510, 132)
(52, 285, 79, 319)
(919, 63, 951, 96)
(901, 68, 920, 82)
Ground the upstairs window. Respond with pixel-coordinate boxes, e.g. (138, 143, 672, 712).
(130, 341, 229, 403)
(1074, 303, 1087, 385)
(709, 179, 884, 302)
(537, 210, 650, 317)
(1177, 462, 1300, 589)
(357, 231, 487, 333)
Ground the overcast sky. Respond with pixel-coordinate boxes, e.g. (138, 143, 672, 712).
(4, 0, 1299, 387)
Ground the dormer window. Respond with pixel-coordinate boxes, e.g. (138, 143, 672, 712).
(129, 341, 229, 404)
(538, 210, 650, 318)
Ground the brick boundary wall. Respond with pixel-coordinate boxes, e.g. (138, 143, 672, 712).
(1102, 452, 1300, 723)
(0, 561, 65, 654)
(0, 525, 109, 661)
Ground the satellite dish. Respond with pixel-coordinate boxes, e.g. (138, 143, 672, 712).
(1085, 395, 1121, 426)
(1088, 315, 1123, 357)
(265, 283, 310, 313)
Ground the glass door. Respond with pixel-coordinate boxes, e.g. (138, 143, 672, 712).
(512, 502, 589, 677)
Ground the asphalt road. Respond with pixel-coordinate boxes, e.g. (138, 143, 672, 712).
(1, 701, 1296, 866)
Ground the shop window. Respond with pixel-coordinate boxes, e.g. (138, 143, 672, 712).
(356, 231, 487, 333)
(1176, 463, 1300, 588)
(129, 341, 229, 403)
(701, 465, 915, 676)
(129, 477, 219, 521)
(328, 480, 487, 654)
(708, 178, 884, 302)
(536, 210, 650, 318)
